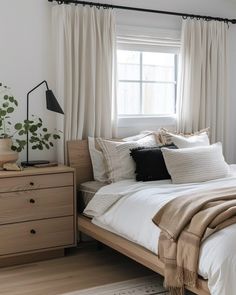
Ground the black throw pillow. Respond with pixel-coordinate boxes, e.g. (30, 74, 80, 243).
(130, 145, 177, 182)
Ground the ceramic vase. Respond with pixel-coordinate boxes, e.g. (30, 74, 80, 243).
(0, 138, 18, 167)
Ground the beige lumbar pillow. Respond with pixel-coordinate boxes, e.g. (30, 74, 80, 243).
(161, 142, 230, 184)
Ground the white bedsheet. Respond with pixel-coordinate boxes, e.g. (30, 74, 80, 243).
(84, 165, 236, 295)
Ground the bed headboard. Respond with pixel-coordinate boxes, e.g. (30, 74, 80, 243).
(67, 140, 94, 188)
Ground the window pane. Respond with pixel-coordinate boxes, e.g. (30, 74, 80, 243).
(142, 83, 175, 115)
(118, 82, 140, 115)
(118, 50, 140, 80)
(143, 52, 175, 82)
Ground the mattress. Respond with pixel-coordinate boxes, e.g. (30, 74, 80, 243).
(84, 165, 236, 295)
(78, 181, 105, 213)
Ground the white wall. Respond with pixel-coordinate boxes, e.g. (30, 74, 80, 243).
(0, 0, 55, 162)
(1, 0, 236, 162)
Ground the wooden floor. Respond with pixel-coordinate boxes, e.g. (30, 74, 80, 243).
(0, 243, 155, 295)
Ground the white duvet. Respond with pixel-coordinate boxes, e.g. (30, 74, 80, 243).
(84, 165, 236, 295)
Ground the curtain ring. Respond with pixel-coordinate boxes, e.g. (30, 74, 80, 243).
(182, 15, 188, 20)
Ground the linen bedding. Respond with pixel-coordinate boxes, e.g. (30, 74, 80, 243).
(84, 165, 236, 295)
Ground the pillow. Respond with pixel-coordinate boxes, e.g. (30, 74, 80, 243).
(88, 132, 157, 182)
(168, 132, 210, 148)
(130, 145, 177, 182)
(159, 128, 210, 147)
(88, 137, 108, 182)
(161, 142, 230, 184)
(97, 134, 158, 183)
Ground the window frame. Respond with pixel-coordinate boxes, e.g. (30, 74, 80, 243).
(118, 50, 179, 117)
(116, 26, 180, 131)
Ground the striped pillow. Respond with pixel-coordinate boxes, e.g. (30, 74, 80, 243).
(97, 134, 158, 183)
(161, 143, 230, 184)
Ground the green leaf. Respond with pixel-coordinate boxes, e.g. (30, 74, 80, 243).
(43, 128, 47, 132)
(0, 110, 6, 116)
(29, 125, 37, 133)
(49, 142, 53, 147)
(32, 145, 37, 150)
(2, 102, 9, 108)
(19, 130, 25, 136)
(17, 147, 22, 153)
(11, 146, 17, 151)
(15, 123, 22, 130)
(53, 134, 60, 139)
(9, 96, 14, 102)
(7, 107, 14, 113)
(3, 95, 8, 100)
(44, 134, 51, 141)
(14, 100, 18, 106)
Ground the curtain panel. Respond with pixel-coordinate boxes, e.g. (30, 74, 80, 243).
(52, 5, 117, 162)
(177, 19, 228, 152)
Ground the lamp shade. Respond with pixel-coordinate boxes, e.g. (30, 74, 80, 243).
(46, 90, 64, 114)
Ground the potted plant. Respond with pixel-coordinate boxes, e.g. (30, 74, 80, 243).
(0, 83, 61, 167)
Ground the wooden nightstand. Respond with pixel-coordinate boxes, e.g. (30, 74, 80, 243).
(0, 165, 77, 267)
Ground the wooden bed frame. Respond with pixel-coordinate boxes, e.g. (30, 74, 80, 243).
(67, 139, 210, 295)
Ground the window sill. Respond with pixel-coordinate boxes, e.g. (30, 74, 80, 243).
(118, 115, 177, 128)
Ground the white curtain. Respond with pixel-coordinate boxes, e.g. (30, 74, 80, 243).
(52, 5, 117, 162)
(177, 19, 228, 150)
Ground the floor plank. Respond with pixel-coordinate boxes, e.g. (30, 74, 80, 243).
(0, 243, 154, 295)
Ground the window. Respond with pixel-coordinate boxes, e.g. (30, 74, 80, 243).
(117, 50, 178, 117)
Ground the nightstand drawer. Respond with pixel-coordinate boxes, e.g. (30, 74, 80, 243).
(0, 216, 74, 255)
(0, 187, 74, 225)
(0, 172, 73, 193)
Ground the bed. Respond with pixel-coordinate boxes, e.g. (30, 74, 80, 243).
(67, 139, 212, 295)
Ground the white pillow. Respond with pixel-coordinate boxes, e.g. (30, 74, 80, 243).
(170, 132, 210, 148)
(159, 128, 210, 147)
(88, 133, 156, 182)
(162, 142, 230, 184)
(88, 137, 108, 182)
(97, 134, 157, 183)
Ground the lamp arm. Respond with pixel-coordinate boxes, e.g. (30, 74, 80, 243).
(26, 80, 49, 163)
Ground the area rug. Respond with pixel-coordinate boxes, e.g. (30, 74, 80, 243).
(64, 275, 168, 295)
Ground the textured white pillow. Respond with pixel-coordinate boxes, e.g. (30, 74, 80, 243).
(159, 128, 210, 146)
(97, 134, 157, 183)
(162, 143, 230, 184)
(170, 132, 210, 148)
(88, 133, 155, 182)
(88, 137, 108, 182)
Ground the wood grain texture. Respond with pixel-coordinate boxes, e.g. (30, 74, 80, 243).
(0, 246, 153, 295)
(0, 166, 75, 178)
(0, 249, 64, 268)
(67, 140, 93, 186)
(0, 187, 74, 225)
(0, 216, 74, 256)
(0, 166, 77, 266)
(78, 215, 210, 295)
(0, 172, 74, 193)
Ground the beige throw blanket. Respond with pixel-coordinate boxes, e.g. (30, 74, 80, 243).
(152, 186, 236, 295)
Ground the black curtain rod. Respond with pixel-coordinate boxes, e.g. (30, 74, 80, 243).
(48, 0, 236, 24)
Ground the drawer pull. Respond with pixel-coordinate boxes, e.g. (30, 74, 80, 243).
(30, 229, 36, 235)
(29, 182, 34, 186)
(29, 198, 35, 204)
